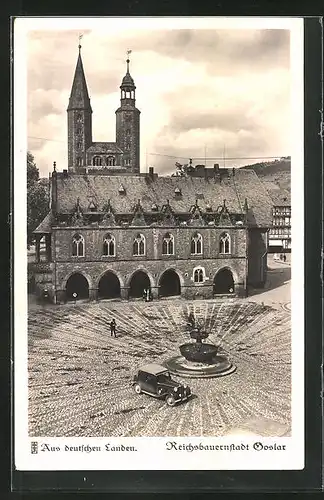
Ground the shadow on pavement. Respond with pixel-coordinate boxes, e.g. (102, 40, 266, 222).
(248, 265, 291, 297)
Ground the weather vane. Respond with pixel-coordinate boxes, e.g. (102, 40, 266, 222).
(78, 33, 83, 49)
(126, 49, 132, 71)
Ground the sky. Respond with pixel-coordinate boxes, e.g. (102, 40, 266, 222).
(26, 23, 291, 177)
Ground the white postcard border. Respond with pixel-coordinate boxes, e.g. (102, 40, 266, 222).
(14, 16, 304, 471)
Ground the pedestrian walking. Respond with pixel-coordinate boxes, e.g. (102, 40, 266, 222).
(188, 311, 195, 328)
(110, 319, 117, 337)
(283, 254, 287, 263)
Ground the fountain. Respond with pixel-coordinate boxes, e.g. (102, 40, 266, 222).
(165, 314, 236, 378)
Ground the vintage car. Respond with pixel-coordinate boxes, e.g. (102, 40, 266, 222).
(132, 363, 191, 407)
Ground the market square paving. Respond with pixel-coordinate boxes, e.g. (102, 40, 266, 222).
(28, 260, 291, 437)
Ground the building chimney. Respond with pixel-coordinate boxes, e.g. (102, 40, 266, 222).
(50, 161, 57, 213)
(148, 166, 154, 179)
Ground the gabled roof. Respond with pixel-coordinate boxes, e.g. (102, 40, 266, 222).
(34, 211, 53, 234)
(54, 168, 273, 227)
(86, 142, 124, 154)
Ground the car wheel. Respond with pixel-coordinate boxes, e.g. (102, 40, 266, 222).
(134, 384, 142, 394)
(166, 395, 176, 407)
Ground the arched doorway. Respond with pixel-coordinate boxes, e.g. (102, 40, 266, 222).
(213, 268, 235, 295)
(65, 273, 89, 301)
(159, 269, 181, 297)
(128, 271, 150, 299)
(98, 271, 121, 299)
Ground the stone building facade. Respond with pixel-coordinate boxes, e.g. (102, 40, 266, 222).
(67, 46, 140, 173)
(32, 47, 273, 303)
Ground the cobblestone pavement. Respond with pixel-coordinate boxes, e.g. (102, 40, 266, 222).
(28, 265, 291, 437)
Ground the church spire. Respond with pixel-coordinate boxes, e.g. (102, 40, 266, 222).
(67, 39, 93, 171)
(67, 42, 92, 111)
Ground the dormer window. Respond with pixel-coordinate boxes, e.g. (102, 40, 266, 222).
(88, 200, 97, 211)
(151, 203, 158, 211)
(205, 204, 212, 212)
(174, 187, 182, 195)
(118, 185, 126, 194)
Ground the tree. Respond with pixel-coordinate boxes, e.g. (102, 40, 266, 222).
(27, 152, 49, 247)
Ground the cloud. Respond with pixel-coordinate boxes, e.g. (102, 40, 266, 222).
(26, 26, 291, 177)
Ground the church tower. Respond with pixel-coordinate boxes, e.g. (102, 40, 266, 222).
(115, 55, 140, 173)
(67, 44, 92, 172)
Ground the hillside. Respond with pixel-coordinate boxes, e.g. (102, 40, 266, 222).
(241, 157, 291, 192)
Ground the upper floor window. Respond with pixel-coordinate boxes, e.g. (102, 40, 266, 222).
(193, 267, 204, 283)
(125, 143, 130, 151)
(191, 232, 203, 255)
(76, 113, 82, 123)
(93, 156, 102, 166)
(126, 129, 131, 136)
(76, 157, 83, 167)
(106, 156, 116, 166)
(162, 233, 174, 255)
(103, 234, 116, 256)
(133, 233, 145, 256)
(72, 233, 84, 257)
(219, 232, 231, 254)
(125, 158, 131, 166)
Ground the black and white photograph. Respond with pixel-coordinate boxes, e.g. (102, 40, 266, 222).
(14, 17, 304, 471)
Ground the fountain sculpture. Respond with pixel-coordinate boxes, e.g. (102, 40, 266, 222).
(165, 312, 236, 378)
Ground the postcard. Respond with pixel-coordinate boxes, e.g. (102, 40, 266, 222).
(14, 16, 304, 471)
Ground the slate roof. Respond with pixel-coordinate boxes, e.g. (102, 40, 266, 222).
(67, 51, 92, 112)
(54, 168, 273, 227)
(34, 211, 53, 233)
(121, 71, 135, 87)
(87, 142, 123, 154)
(266, 188, 291, 206)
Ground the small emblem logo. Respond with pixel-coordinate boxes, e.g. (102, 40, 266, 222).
(30, 441, 38, 454)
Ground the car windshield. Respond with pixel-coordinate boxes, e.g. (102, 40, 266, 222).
(157, 373, 171, 383)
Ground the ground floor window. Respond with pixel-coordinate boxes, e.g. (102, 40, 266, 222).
(193, 267, 204, 283)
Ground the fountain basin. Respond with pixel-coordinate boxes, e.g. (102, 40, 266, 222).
(180, 342, 219, 363)
(165, 353, 236, 379)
